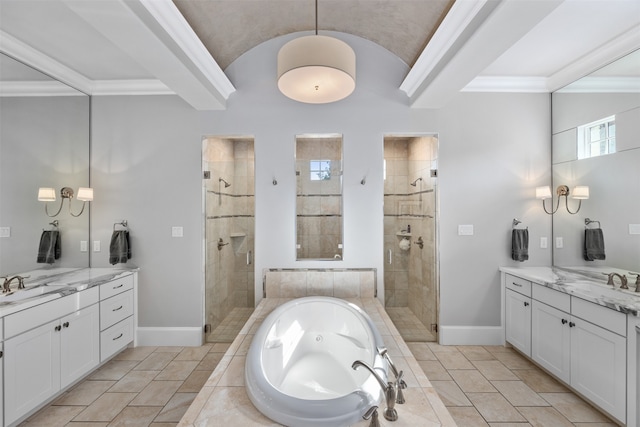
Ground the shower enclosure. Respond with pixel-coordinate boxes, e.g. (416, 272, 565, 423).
(203, 136, 255, 342)
(383, 135, 439, 342)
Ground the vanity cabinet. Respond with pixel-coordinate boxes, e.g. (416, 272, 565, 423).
(4, 289, 99, 426)
(503, 271, 628, 424)
(99, 274, 134, 362)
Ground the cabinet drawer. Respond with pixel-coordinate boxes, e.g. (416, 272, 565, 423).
(100, 290, 133, 331)
(572, 297, 627, 337)
(100, 274, 133, 300)
(100, 316, 133, 362)
(5, 287, 99, 339)
(506, 274, 531, 297)
(532, 284, 570, 312)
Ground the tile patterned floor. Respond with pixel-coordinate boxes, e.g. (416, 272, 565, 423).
(387, 306, 437, 342)
(23, 309, 618, 427)
(207, 307, 254, 343)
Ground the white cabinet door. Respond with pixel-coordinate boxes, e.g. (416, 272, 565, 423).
(0, 342, 4, 427)
(531, 300, 570, 384)
(4, 320, 61, 426)
(570, 318, 626, 423)
(60, 304, 100, 389)
(505, 289, 531, 356)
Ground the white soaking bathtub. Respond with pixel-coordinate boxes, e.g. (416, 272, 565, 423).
(245, 297, 389, 427)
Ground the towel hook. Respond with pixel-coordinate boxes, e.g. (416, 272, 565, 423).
(43, 220, 59, 231)
(585, 218, 601, 229)
(512, 218, 527, 230)
(113, 220, 128, 231)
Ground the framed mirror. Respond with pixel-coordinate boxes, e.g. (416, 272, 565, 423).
(551, 49, 640, 273)
(295, 134, 343, 260)
(0, 52, 91, 275)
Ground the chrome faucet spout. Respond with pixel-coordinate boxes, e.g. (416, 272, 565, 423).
(378, 347, 407, 404)
(352, 360, 398, 421)
(604, 272, 628, 290)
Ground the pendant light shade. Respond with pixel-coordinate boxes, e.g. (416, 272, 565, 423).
(277, 35, 356, 104)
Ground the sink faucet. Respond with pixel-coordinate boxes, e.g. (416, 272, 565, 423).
(352, 360, 398, 421)
(378, 347, 406, 404)
(629, 272, 640, 293)
(604, 273, 628, 290)
(1, 275, 28, 293)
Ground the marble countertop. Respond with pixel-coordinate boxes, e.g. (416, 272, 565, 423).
(179, 297, 456, 427)
(500, 266, 640, 317)
(0, 267, 137, 317)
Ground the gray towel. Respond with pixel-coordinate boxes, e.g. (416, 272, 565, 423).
(511, 229, 529, 262)
(109, 230, 131, 265)
(584, 228, 605, 261)
(37, 230, 61, 264)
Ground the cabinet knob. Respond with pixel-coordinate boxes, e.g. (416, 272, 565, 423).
(561, 319, 568, 324)
(63, 322, 70, 328)
(523, 301, 529, 307)
(569, 322, 575, 328)
(54, 325, 61, 332)
(0, 350, 3, 358)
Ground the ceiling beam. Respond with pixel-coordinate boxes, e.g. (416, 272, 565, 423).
(403, 0, 564, 108)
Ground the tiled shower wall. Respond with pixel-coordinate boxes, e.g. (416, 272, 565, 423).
(203, 137, 255, 337)
(264, 269, 376, 298)
(383, 136, 438, 332)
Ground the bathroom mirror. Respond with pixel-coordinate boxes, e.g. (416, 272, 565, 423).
(0, 52, 91, 275)
(295, 134, 343, 260)
(551, 49, 640, 272)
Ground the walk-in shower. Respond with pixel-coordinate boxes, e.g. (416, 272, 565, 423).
(203, 136, 255, 342)
(383, 135, 439, 342)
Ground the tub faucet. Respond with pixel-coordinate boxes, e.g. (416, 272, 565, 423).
(604, 272, 628, 290)
(362, 405, 380, 427)
(352, 360, 398, 421)
(378, 347, 406, 404)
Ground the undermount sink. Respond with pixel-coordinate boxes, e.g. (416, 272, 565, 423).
(565, 281, 640, 301)
(0, 284, 67, 303)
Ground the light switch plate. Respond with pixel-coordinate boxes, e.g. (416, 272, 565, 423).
(0, 227, 10, 238)
(555, 237, 563, 248)
(93, 240, 101, 252)
(458, 224, 474, 236)
(172, 226, 184, 237)
(80, 241, 88, 252)
(540, 237, 548, 249)
(629, 224, 640, 235)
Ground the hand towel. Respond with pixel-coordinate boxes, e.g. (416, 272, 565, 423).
(583, 228, 605, 261)
(511, 229, 529, 262)
(109, 230, 131, 265)
(37, 230, 61, 264)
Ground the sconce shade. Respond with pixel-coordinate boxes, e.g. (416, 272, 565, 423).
(38, 187, 56, 202)
(77, 187, 94, 201)
(536, 186, 552, 200)
(277, 35, 356, 104)
(572, 186, 589, 199)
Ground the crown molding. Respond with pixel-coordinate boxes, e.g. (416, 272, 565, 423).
(91, 79, 174, 95)
(556, 76, 640, 93)
(463, 76, 549, 93)
(0, 81, 86, 97)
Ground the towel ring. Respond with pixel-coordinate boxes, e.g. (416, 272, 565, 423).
(113, 220, 128, 231)
(43, 220, 59, 231)
(512, 218, 528, 230)
(585, 218, 601, 229)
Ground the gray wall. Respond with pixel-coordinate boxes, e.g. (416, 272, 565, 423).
(90, 32, 552, 338)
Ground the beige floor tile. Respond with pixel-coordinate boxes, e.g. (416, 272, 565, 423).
(113, 346, 157, 361)
(88, 360, 139, 381)
(130, 381, 183, 406)
(417, 360, 453, 381)
(107, 406, 161, 427)
(572, 423, 617, 426)
(174, 346, 211, 361)
(73, 393, 137, 422)
(154, 361, 198, 381)
(54, 380, 116, 406)
(436, 351, 476, 370)
(193, 387, 275, 425)
(178, 370, 214, 393)
(217, 355, 246, 386)
(195, 353, 223, 371)
(154, 393, 198, 422)
(491, 381, 549, 407)
(66, 422, 109, 426)
(449, 369, 497, 393)
(472, 360, 519, 381)
(134, 353, 179, 371)
(540, 392, 612, 423)
(487, 424, 532, 427)
(431, 380, 472, 406)
(108, 370, 159, 393)
(492, 351, 535, 370)
(516, 406, 575, 427)
(149, 423, 178, 427)
(155, 347, 183, 353)
(23, 405, 85, 426)
(447, 406, 490, 427)
(511, 368, 569, 393)
(210, 343, 231, 353)
(458, 346, 496, 361)
(407, 342, 437, 361)
(467, 392, 527, 423)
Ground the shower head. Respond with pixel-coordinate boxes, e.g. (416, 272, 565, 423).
(219, 178, 231, 188)
(410, 177, 423, 187)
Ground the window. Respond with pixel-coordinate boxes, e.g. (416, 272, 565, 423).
(310, 160, 331, 180)
(577, 115, 616, 159)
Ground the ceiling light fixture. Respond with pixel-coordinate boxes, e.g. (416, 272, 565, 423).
(277, 0, 356, 104)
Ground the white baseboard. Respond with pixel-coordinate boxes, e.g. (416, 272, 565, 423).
(439, 325, 504, 346)
(136, 327, 203, 347)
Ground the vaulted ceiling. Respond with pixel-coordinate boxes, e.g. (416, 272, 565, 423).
(0, 0, 639, 110)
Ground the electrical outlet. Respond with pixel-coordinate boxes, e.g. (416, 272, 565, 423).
(80, 241, 88, 252)
(458, 224, 474, 236)
(555, 237, 563, 249)
(172, 226, 184, 237)
(0, 227, 10, 238)
(93, 240, 101, 252)
(540, 237, 548, 249)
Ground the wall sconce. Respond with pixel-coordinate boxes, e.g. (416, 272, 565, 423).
(536, 185, 589, 215)
(38, 186, 94, 217)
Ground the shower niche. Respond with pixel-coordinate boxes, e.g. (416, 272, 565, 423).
(383, 135, 439, 342)
(203, 136, 255, 342)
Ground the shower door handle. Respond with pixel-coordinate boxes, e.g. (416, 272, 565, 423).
(247, 250, 252, 265)
(388, 249, 392, 264)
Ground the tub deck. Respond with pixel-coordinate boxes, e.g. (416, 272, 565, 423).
(178, 298, 457, 426)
